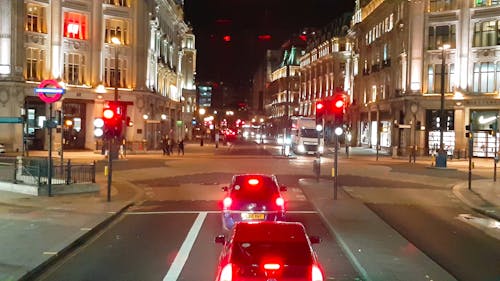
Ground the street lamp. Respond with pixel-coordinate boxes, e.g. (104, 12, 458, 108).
(437, 43, 450, 168)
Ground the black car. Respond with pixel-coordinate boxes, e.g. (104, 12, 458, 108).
(221, 174, 287, 230)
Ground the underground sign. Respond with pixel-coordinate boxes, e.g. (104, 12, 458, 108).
(34, 79, 66, 103)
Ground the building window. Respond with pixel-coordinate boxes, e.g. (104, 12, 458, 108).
(103, 0, 130, 7)
(473, 62, 496, 93)
(428, 0, 457, 12)
(105, 57, 127, 88)
(474, 0, 500, 7)
(63, 12, 87, 40)
(473, 20, 499, 47)
(428, 63, 454, 93)
(105, 19, 129, 45)
(25, 48, 44, 81)
(25, 3, 47, 33)
(64, 53, 85, 85)
(428, 25, 456, 49)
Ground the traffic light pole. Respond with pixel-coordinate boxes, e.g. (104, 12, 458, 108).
(107, 137, 112, 202)
(334, 133, 338, 200)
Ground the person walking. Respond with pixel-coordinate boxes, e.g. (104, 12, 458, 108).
(162, 136, 169, 155)
(178, 139, 184, 155)
(168, 137, 174, 155)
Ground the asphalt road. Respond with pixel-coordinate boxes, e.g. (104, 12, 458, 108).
(34, 140, 500, 281)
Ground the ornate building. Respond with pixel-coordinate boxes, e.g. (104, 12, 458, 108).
(349, 0, 500, 157)
(0, 0, 196, 152)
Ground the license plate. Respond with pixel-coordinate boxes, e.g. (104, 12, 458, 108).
(242, 213, 265, 220)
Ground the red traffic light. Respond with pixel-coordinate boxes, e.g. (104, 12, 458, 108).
(334, 99, 344, 109)
(316, 102, 324, 111)
(103, 108, 115, 120)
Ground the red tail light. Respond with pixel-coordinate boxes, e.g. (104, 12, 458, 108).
(263, 263, 281, 270)
(248, 178, 259, 185)
(223, 197, 232, 208)
(311, 264, 323, 281)
(219, 263, 232, 281)
(275, 197, 284, 207)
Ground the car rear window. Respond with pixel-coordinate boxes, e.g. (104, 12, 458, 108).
(230, 176, 279, 201)
(232, 241, 313, 265)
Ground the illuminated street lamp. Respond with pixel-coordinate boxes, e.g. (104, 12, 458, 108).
(437, 43, 450, 168)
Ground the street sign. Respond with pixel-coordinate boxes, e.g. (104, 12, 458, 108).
(34, 79, 66, 103)
(0, 117, 22, 124)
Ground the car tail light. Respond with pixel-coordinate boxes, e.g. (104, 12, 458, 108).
(248, 178, 259, 185)
(223, 197, 232, 208)
(275, 197, 284, 207)
(219, 263, 232, 281)
(311, 264, 323, 281)
(263, 263, 281, 270)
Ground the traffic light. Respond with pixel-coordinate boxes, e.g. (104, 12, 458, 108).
(465, 124, 472, 138)
(315, 100, 325, 125)
(331, 95, 345, 128)
(102, 102, 123, 138)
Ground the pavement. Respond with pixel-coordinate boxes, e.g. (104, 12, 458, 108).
(0, 142, 498, 281)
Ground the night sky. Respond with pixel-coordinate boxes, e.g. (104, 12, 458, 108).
(184, 0, 355, 97)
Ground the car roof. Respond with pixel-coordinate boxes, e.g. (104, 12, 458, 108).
(232, 221, 309, 243)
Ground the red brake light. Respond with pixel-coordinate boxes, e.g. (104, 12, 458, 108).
(248, 178, 259, 185)
(263, 263, 281, 270)
(219, 263, 232, 281)
(223, 197, 232, 208)
(276, 197, 284, 207)
(334, 99, 344, 108)
(311, 264, 323, 281)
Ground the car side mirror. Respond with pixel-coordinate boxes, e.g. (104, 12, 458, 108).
(215, 235, 226, 245)
(222, 186, 228, 191)
(309, 235, 321, 244)
(280, 185, 287, 191)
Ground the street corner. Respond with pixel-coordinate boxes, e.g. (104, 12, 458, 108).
(298, 177, 332, 188)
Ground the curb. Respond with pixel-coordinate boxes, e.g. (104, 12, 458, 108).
(452, 182, 500, 221)
(18, 202, 135, 281)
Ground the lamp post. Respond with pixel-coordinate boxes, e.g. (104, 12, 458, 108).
(437, 44, 450, 168)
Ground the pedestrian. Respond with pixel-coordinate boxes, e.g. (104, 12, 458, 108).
(162, 136, 169, 155)
(178, 139, 184, 155)
(119, 144, 125, 159)
(168, 137, 174, 155)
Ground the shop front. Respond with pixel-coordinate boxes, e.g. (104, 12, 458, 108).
(470, 109, 499, 158)
(426, 109, 455, 156)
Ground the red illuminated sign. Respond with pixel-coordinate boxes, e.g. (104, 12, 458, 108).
(34, 79, 66, 103)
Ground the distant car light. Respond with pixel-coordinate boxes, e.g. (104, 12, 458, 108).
(298, 144, 305, 153)
(318, 145, 324, 153)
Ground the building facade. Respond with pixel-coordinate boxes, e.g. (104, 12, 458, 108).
(349, 0, 500, 157)
(0, 0, 195, 152)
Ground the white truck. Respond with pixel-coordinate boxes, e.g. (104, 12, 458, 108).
(291, 117, 324, 155)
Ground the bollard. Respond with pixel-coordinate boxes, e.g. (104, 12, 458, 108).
(431, 155, 435, 167)
(104, 165, 108, 176)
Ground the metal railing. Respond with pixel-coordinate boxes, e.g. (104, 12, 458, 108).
(0, 156, 96, 187)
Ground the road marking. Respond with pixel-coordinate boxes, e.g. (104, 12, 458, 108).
(163, 212, 207, 281)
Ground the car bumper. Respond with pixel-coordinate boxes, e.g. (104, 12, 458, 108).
(222, 211, 285, 230)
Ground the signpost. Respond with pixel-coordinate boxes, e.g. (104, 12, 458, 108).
(34, 79, 65, 197)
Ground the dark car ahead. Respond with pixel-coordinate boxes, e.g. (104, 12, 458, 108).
(221, 174, 286, 230)
(214, 221, 324, 281)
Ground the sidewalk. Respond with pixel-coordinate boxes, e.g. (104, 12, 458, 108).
(0, 146, 497, 280)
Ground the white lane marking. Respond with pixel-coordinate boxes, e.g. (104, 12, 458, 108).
(126, 210, 318, 215)
(163, 212, 207, 281)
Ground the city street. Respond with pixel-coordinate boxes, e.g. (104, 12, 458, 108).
(2, 140, 499, 281)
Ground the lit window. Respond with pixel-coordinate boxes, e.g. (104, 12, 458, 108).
(25, 48, 45, 81)
(64, 53, 86, 85)
(64, 12, 87, 40)
(25, 3, 47, 33)
(105, 19, 129, 45)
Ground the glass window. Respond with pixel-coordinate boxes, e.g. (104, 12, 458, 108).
(104, 57, 127, 88)
(473, 62, 496, 93)
(25, 3, 47, 33)
(428, 65, 435, 93)
(428, 25, 456, 49)
(474, 20, 499, 47)
(105, 19, 129, 45)
(64, 53, 85, 85)
(25, 48, 44, 81)
(63, 12, 87, 40)
(103, 0, 130, 7)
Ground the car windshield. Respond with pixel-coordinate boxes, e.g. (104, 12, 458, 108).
(233, 241, 313, 265)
